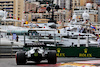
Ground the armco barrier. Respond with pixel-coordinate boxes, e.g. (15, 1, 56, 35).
(48, 47, 100, 58)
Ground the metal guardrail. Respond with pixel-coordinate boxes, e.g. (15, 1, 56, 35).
(0, 45, 23, 58)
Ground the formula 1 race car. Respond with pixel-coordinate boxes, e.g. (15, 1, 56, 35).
(15, 42, 57, 65)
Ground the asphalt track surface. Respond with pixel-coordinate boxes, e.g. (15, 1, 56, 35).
(0, 57, 100, 67)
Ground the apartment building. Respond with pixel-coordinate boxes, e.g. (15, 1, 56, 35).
(24, 9, 71, 24)
(0, 0, 24, 20)
(72, 0, 93, 12)
(93, 0, 100, 5)
(54, 0, 71, 10)
(25, 1, 37, 13)
(74, 9, 98, 22)
(71, 0, 98, 22)
(43, 9, 71, 23)
(71, 0, 80, 12)
(98, 6, 100, 22)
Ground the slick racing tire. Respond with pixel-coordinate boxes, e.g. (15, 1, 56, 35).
(16, 51, 26, 65)
(47, 51, 57, 64)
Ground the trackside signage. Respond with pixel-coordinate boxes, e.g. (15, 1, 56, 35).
(56, 48, 65, 57)
(47, 47, 100, 58)
(79, 48, 92, 57)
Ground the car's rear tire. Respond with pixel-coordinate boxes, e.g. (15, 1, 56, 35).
(16, 52, 26, 65)
(47, 51, 57, 64)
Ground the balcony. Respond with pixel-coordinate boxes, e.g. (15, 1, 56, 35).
(3, 7, 13, 9)
(7, 16, 13, 18)
(0, 2, 6, 3)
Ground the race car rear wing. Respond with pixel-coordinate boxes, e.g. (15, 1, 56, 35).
(24, 42, 46, 47)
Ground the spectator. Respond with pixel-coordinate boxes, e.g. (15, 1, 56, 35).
(72, 42, 74, 47)
(64, 27, 66, 33)
(77, 26, 80, 32)
(71, 33, 74, 38)
(1, 35, 3, 38)
(82, 28, 86, 33)
(49, 34, 52, 39)
(81, 27, 84, 33)
(16, 35, 19, 42)
(98, 38, 100, 47)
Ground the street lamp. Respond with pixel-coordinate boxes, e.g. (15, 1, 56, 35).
(46, 0, 59, 24)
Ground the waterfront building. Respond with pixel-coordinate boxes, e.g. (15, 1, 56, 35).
(98, 6, 100, 22)
(93, 0, 100, 5)
(25, 1, 38, 13)
(54, 0, 71, 10)
(0, 0, 24, 20)
(71, 0, 93, 12)
(73, 3, 98, 22)
(71, 0, 98, 22)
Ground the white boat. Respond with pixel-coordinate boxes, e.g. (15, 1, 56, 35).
(0, 29, 23, 47)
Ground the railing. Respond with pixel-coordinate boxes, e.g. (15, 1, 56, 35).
(0, 45, 23, 58)
(74, 10, 98, 15)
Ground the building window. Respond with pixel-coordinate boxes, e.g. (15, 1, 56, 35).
(75, 3, 77, 5)
(78, 3, 80, 5)
(18, 14, 20, 16)
(18, 8, 20, 9)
